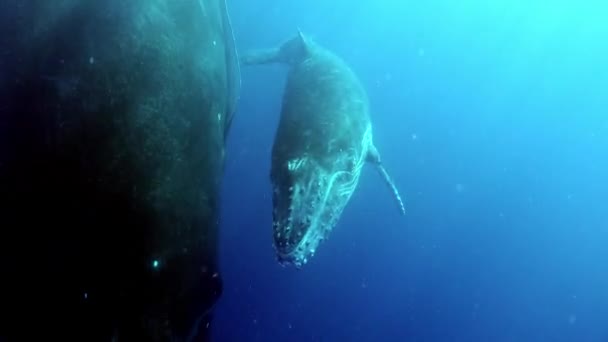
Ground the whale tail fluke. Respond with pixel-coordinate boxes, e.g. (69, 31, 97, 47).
(240, 47, 282, 66)
(367, 144, 406, 215)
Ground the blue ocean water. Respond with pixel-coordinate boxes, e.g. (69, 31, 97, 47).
(215, 1, 608, 341)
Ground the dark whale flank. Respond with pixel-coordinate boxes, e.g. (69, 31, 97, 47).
(0, 0, 239, 340)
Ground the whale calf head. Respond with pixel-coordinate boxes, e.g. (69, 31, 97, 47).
(270, 137, 369, 267)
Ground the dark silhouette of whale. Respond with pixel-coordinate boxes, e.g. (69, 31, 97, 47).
(242, 31, 405, 268)
(0, 0, 240, 340)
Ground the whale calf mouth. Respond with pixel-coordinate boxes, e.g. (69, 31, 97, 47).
(271, 154, 364, 267)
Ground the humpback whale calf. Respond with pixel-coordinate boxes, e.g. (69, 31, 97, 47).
(242, 31, 405, 268)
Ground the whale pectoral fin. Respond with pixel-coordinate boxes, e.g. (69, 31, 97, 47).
(367, 145, 406, 215)
(376, 164, 406, 215)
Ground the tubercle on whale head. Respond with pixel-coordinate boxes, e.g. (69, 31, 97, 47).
(270, 151, 364, 268)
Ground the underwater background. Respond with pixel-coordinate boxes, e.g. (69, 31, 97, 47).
(215, 0, 607, 341)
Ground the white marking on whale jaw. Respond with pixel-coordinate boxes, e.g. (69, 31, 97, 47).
(271, 128, 372, 267)
(287, 157, 307, 171)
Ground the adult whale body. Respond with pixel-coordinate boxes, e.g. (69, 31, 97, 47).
(0, 0, 239, 340)
(242, 31, 405, 268)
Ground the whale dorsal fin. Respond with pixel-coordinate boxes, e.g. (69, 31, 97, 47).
(240, 30, 311, 66)
(295, 28, 312, 54)
(367, 144, 406, 215)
